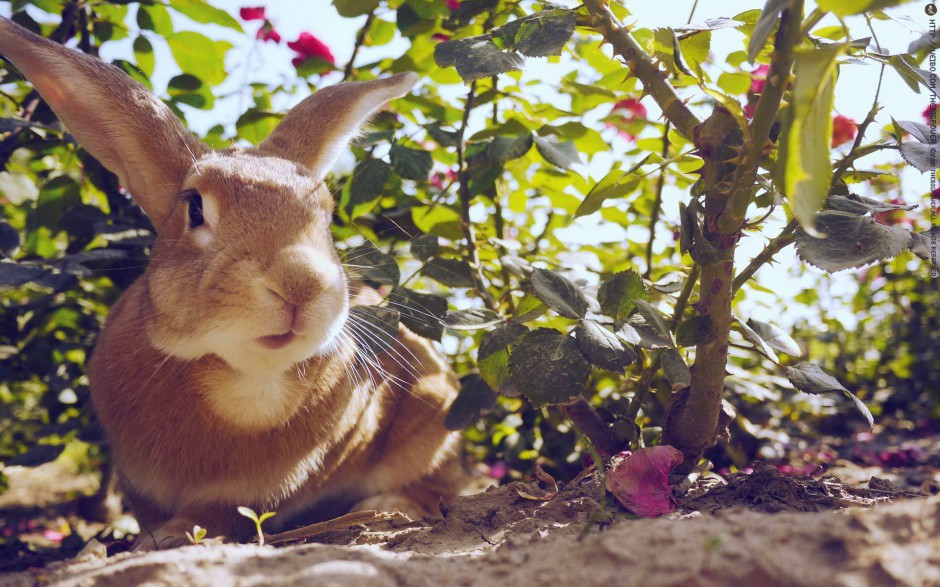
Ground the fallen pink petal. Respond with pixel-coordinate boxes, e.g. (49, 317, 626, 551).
(605, 446, 683, 518)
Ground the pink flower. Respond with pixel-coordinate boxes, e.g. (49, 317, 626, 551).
(606, 98, 647, 142)
(750, 64, 770, 94)
(239, 6, 266, 21)
(924, 104, 937, 124)
(831, 114, 857, 147)
(446, 0, 461, 10)
(605, 446, 683, 518)
(288, 32, 336, 68)
(432, 33, 452, 42)
(256, 25, 281, 43)
(430, 170, 456, 189)
(43, 530, 65, 543)
(488, 461, 508, 479)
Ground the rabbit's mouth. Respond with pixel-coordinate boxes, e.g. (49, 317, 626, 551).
(257, 332, 297, 350)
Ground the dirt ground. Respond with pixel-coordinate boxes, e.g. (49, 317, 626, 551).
(2, 444, 940, 587)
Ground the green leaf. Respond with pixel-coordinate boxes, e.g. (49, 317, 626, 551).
(786, 362, 848, 393)
(343, 242, 400, 285)
(484, 132, 533, 163)
(575, 319, 636, 372)
(675, 315, 713, 347)
(389, 144, 432, 181)
(910, 227, 940, 268)
(509, 329, 590, 407)
(491, 9, 576, 57)
(0, 221, 19, 257)
(733, 317, 779, 363)
(389, 287, 447, 341)
(348, 158, 392, 214)
(795, 211, 914, 272)
(744, 318, 802, 356)
(406, 0, 445, 19)
(617, 315, 673, 349)
(444, 374, 497, 430)
(826, 193, 917, 215)
(444, 308, 503, 330)
(534, 135, 580, 169)
(426, 124, 461, 148)
(632, 300, 673, 346)
(575, 157, 648, 218)
(597, 269, 646, 324)
(410, 234, 440, 261)
(6, 443, 65, 467)
(348, 305, 401, 356)
(237, 506, 258, 522)
(511, 292, 548, 323)
(168, 0, 243, 32)
(138, 4, 174, 36)
(782, 44, 842, 234)
(748, 0, 790, 63)
(235, 110, 280, 143)
(478, 323, 527, 396)
(899, 142, 940, 172)
(435, 36, 525, 83)
(133, 36, 155, 78)
(422, 257, 475, 288)
(661, 348, 691, 390)
(167, 31, 228, 86)
(530, 268, 588, 319)
(333, 0, 380, 17)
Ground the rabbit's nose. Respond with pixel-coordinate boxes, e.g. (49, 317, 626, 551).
(263, 246, 338, 307)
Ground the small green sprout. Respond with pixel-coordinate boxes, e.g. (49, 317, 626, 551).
(185, 525, 207, 545)
(237, 506, 277, 546)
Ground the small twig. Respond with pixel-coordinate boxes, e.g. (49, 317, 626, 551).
(562, 397, 622, 456)
(644, 122, 672, 280)
(670, 264, 700, 331)
(731, 220, 798, 293)
(265, 510, 403, 546)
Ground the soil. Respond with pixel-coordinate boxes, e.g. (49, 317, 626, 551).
(2, 436, 940, 587)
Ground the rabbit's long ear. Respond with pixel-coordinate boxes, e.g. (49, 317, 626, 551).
(258, 72, 418, 179)
(0, 18, 206, 227)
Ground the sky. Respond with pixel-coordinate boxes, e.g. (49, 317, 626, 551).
(4, 0, 934, 328)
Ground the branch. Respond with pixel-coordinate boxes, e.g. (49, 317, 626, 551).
(670, 264, 700, 331)
(456, 82, 496, 310)
(562, 398, 622, 456)
(717, 0, 806, 235)
(583, 0, 700, 140)
(343, 11, 375, 81)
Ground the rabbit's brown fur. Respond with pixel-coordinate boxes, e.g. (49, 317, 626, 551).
(0, 17, 465, 550)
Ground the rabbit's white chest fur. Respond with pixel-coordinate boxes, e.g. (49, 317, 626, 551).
(201, 371, 300, 430)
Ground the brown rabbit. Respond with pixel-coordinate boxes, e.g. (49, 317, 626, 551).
(0, 18, 465, 550)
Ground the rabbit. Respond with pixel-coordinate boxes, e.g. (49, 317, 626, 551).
(0, 17, 466, 550)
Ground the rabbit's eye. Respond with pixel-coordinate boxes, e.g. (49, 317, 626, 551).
(187, 192, 205, 229)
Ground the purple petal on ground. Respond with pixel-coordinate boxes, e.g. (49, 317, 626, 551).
(605, 446, 683, 518)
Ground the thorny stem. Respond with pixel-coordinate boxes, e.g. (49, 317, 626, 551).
(644, 122, 672, 280)
(456, 81, 496, 310)
(583, 0, 700, 140)
(343, 11, 375, 81)
(731, 221, 797, 293)
(717, 0, 805, 235)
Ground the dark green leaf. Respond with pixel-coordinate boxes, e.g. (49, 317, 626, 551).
(485, 132, 533, 163)
(786, 362, 847, 394)
(133, 35, 155, 77)
(509, 328, 590, 407)
(410, 234, 440, 261)
(617, 315, 673, 349)
(435, 36, 524, 82)
(422, 257, 475, 288)
(795, 211, 914, 272)
(534, 135, 580, 169)
(899, 141, 939, 172)
(348, 305, 400, 356)
(575, 157, 648, 218)
(389, 287, 447, 341)
(349, 158, 392, 211)
(0, 221, 20, 256)
(745, 318, 801, 356)
(478, 323, 527, 396)
(597, 269, 646, 324)
(530, 267, 588, 319)
(445, 308, 503, 330)
(445, 374, 497, 430)
(343, 242, 400, 285)
(632, 300, 673, 344)
(818, 0, 906, 16)
(575, 319, 636, 371)
(910, 227, 940, 268)
(390, 144, 433, 181)
(426, 124, 460, 147)
(492, 9, 576, 57)
(845, 390, 874, 429)
(827, 193, 917, 215)
(661, 348, 691, 390)
(675, 315, 712, 347)
(0, 261, 46, 287)
(733, 317, 779, 363)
